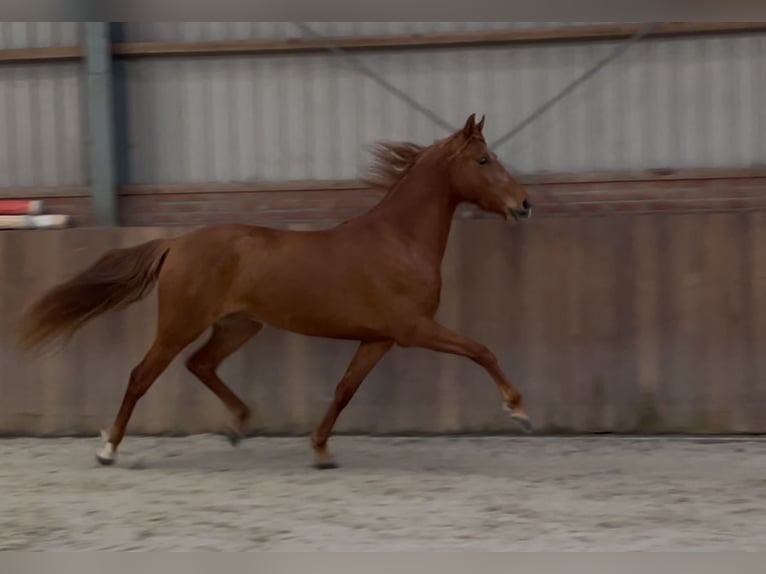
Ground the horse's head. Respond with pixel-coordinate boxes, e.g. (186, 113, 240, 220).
(445, 114, 531, 221)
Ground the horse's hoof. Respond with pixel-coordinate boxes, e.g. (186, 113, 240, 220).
(503, 405, 533, 434)
(313, 459, 340, 470)
(224, 429, 242, 447)
(96, 444, 116, 466)
(96, 452, 115, 466)
(96, 431, 116, 465)
(510, 412, 533, 434)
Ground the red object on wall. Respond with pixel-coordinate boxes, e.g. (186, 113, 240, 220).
(0, 200, 43, 215)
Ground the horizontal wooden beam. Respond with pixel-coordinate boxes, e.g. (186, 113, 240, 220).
(116, 168, 766, 196)
(112, 22, 766, 59)
(3, 23, 766, 64)
(520, 166, 766, 185)
(0, 45, 84, 64)
(3, 168, 766, 200)
(0, 186, 89, 199)
(119, 180, 366, 196)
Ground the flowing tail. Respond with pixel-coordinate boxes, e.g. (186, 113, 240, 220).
(17, 238, 170, 352)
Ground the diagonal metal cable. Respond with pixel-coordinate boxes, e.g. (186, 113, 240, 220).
(293, 21, 658, 215)
(490, 22, 660, 150)
(292, 22, 458, 134)
(489, 22, 660, 214)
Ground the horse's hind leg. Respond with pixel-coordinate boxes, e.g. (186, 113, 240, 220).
(96, 334, 193, 465)
(185, 314, 262, 445)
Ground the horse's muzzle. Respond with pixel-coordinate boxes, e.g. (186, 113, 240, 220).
(508, 200, 532, 221)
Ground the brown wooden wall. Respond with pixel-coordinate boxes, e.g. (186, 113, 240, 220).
(11, 169, 766, 228)
(1, 213, 765, 436)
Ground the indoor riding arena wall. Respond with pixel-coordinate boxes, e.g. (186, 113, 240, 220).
(3, 207, 766, 437)
(2, 23, 766, 437)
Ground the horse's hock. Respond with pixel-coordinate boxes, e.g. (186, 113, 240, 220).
(2, 212, 766, 436)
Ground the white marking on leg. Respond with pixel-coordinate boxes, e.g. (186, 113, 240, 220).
(97, 429, 116, 463)
(502, 403, 531, 423)
(98, 442, 114, 460)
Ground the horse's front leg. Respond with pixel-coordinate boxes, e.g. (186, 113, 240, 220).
(399, 319, 532, 432)
(311, 339, 394, 469)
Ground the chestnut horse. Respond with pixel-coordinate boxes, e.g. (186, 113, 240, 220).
(18, 114, 533, 468)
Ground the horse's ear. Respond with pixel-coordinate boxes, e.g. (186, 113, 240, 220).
(476, 114, 485, 134)
(462, 113, 476, 138)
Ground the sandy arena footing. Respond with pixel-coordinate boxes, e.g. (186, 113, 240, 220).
(0, 435, 764, 551)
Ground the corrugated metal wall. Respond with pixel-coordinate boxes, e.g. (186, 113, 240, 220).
(118, 23, 766, 184)
(0, 22, 80, 48)
(0, 22, 86, 192)
(0, 23, 763, 190)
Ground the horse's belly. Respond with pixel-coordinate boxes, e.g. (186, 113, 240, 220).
(259, 305, 389, 341)
(242, 285, 390, 340)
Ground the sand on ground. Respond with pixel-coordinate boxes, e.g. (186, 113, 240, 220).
(0, 435, 765, 551)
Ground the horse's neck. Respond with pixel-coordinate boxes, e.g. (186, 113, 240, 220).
(371, 163, 458, 262)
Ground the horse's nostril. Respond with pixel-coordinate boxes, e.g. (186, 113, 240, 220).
(522, 199, 531, 210)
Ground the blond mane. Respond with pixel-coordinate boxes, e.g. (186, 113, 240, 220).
(361, 127, 482, 193)
(361, 141, 427, 192)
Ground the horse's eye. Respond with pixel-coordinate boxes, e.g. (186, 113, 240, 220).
(478, 157, 489, 165)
